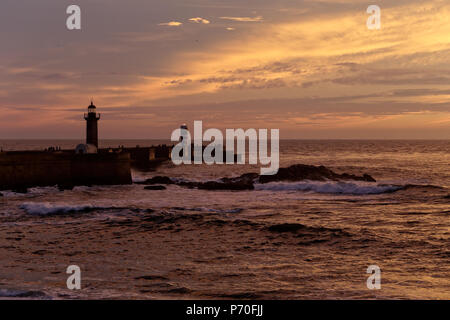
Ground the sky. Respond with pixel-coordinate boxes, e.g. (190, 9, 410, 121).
(0, 0, 449, 139)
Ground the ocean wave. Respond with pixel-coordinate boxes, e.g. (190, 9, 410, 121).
(169, 206, 243, 214)
(192, 207, 243, 214)
(254, 181, 403, 195)
(265, 222, 358, 246)
(0, 289, 50, 299)
(19, 202, 97, 215)
(0, 186, 60, 197)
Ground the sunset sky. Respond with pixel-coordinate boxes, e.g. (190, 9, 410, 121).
(0, 0, 449, 139)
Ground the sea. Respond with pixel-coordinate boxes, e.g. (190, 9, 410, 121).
(0, 140, 448, 299)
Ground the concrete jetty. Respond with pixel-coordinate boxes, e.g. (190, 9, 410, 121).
(0, 102, 172, 191)
(0, 150, 132, 191)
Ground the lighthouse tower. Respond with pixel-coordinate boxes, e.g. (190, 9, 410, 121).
(84, 101, 101, 148)
(180, 123, 188, 142)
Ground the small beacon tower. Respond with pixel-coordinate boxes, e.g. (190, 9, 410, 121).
(180, 123, 188, 142)
(84, 101, 101, 148)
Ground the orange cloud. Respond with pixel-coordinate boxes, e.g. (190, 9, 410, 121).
(158, 21, 183, 27)
(189, 17, 210, 24)
(220, 16, 263, 22)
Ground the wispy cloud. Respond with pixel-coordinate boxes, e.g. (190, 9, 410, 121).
(189, 17, 210, 24)
(158, 21, 183, 27)
(220, 16, 263, 22)
(1, 0, 449, 138)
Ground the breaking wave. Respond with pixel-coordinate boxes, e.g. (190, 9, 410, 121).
(132, 175, 146, 183)
(254, 181, 403, 195)
(19, 202, 97, 215)
(0, 289, 50, 299)
(0, 186, 60, 197)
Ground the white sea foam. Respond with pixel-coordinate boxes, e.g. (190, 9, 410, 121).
(132, 175, 147, 183)
(0, 186, 59, 197)
(28, 186, 60, 194)
(254, 181, 403, 195)
(0, 191, 22, 197)
(19, 202, 95, 215)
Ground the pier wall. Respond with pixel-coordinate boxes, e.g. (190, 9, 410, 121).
(0, 151, 132, 191)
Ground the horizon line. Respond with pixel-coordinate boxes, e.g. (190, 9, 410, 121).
(0, 138, 449, 141)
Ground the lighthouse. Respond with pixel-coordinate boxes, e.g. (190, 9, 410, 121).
(84, 101, 101, 148)
(180, 123, 188, 142)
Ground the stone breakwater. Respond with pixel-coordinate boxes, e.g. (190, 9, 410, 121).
(0, 151, 132, 191)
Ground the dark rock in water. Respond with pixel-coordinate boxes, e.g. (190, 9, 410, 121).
(220, 173, 259, 185)
(194, 173, 258, 190)
(144, 185, 167, 190)
(226, 172, 260, 183)
(197, 180, 254, 191)
(0, 192, 3, 197)
(149, 164, 376, 191)
(12, 188, 28, 194)
(174, 173, 258, 191)
(259, 164, 376, 183)
(139, 176, 174, 185)
(444, 194, 450, 199)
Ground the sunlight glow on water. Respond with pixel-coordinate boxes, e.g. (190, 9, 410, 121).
(0, 140, 449, 299)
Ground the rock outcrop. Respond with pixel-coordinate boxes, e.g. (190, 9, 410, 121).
(137, 176, 174, 185)
(137, 164, 376, 191)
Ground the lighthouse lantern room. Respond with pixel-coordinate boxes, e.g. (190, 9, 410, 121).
(83, 101, 101, 149)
